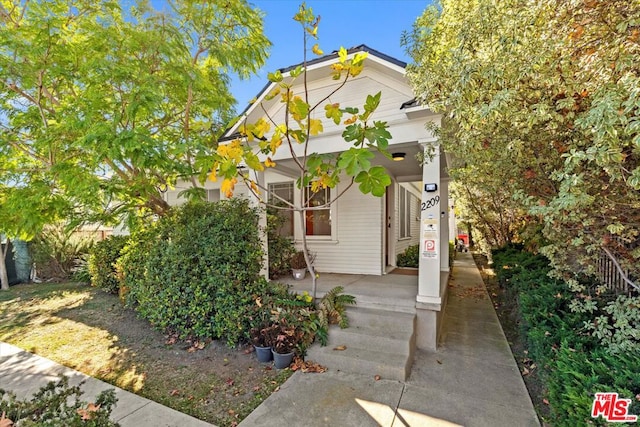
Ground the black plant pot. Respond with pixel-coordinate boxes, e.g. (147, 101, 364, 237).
(272, 349, 294, 369)
(254, 345, 273, 363)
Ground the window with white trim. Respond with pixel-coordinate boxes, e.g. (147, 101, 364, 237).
(399, 186, 412, 239)
(305, 186, 331, 236)
(268, 182, 294, 237)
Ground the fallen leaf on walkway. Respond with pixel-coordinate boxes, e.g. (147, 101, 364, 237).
(374, 375, 381, 381)
(543, 398, 550, 405)
(522, 367, 530, 376)
(226, 378, 234, 386)
(291, 357, 327, 373)
(170, 389, 180, 396)
(436, 359, 442, 365)
(333, 345, 347, 351)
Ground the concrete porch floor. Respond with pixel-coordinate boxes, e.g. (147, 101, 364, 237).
(278, 271, 419, 313)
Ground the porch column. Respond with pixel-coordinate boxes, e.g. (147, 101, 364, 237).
(248, 171, 269, 279)
(439, 178, 451, 272)
(415, 141, 445, 351)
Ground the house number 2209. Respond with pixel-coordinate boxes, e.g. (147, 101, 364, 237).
(421, 196, 440, 211)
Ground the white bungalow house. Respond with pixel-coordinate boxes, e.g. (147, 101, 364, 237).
(165, 45, 453, 356)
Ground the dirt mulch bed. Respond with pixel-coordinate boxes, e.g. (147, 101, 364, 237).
(0, 282, 292, 427)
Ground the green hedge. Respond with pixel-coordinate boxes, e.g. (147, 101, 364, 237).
(118, 199, 270, 346)
(88, 235, 129, 294)
(397, 244, 419, 268)
(492, 246, 640, 426)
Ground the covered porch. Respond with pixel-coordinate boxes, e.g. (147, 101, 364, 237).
(280, 271, 419, 314)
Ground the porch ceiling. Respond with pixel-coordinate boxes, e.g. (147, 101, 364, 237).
(268, 142, 424, 182)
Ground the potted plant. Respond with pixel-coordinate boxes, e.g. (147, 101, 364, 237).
(290, 250, 315, 280)
(270, 321, 303, 369)
(249, 325, 274, 363)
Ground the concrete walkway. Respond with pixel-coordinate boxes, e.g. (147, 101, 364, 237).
(1, 251, 539, 426)
(240, 251, 540, 426)
(0, 342, 214, 426)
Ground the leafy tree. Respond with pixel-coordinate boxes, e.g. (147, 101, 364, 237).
(211, 4, 392, 297)
(404, 0, 640, 292)
(0, 0, 270, 226)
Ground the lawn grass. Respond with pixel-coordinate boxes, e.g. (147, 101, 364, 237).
(0, 282, 292, 426)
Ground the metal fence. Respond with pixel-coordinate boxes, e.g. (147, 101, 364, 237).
(596, 237, 639, 295)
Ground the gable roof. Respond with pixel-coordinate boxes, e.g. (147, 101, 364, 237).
(223, 45, 408, 140)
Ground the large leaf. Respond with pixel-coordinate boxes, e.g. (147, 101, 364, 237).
(354, 166, 391, 197)
(337, 148, 374, 176)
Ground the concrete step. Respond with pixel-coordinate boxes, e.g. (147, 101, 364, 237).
(305, 307, 416, 381)
(347, 294, 416, 314)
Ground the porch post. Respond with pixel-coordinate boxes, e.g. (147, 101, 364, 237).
(248, 172, 269, 279)
(415, 141, 445, 351)
(439, 178, 451, 272)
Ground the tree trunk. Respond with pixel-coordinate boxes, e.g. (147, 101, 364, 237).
(1, 238, 10, 291)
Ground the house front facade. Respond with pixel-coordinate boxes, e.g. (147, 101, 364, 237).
(165, 46, 453, 350)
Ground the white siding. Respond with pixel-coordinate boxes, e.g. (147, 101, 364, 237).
(395, 183, 421, 258)
(306, 182, 383, 275)
(165, 179, 221, 206)
(264, 171, 384, 276)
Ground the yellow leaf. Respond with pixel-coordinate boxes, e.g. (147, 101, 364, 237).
(265, 157, 276, 168)
(250, 180, 260, 194)
(208, 165, 218, 182)
(312, 43, 324, 56)
(338, 46, 347, 63)
(221, 177, 237, 198)
(309, 118, 323, 135)
(254, 118, 270, 138)
(344, 115, 357, 125)
(349, 62, 365, 77)
(333, 345, 347, 351)
(269, 136, 283, 153)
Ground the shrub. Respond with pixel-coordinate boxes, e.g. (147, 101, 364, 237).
(88, 235, 129, 294)
(493, 246, 640, 426)
(30, 225, 94, 282)
(0, 376, 118, 426)
(397, 244, 419, 268)
(267, 207, 296, 279)
(119, 199, 269, 346)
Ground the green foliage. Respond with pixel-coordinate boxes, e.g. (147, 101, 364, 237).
(0, 0, 270, 228)
(318, 285, 356, 330)
(405, 0, 640, 285)
(585, 295, 640, 354)
(249, 285, 355, 354)
(119, 199, 268, 346)
(211, 4, 393, 298)
(266, 208, 296, 279)
(30, 225, 94, 282)
(88, 235, 129, 294)
(493, 246, 640, 425)
(397, 244, 419, 268)
(0, 376, 118, 426)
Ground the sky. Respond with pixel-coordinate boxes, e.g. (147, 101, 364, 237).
(229, 0, 433, 110)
